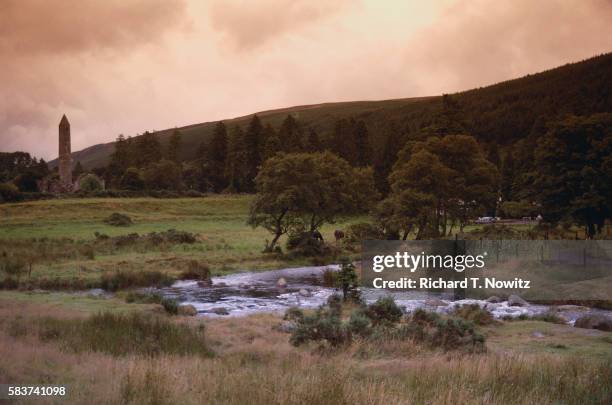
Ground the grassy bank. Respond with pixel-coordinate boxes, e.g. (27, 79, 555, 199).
(0, 196, 364, 288)
(0, 295, 610, 404)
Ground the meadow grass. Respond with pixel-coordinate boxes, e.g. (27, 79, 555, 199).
(0, 297, 609, 405)
(0, 196, 366, 287)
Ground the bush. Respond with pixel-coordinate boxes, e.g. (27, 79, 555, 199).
(104, 213, 133, 226)
(365, 296, 404, 326)
(30, 312, 212, 357)
(288, 297, 485, 352)
(1, 255, 27, 279)
(290, 312, 348, 348)
(286, 231, 329, 257)
(124, 291, 163, 304)
(321, 268, 337, 287)
(344, 222, 385, 242)
(347, 309, 372, 337)
(100, 270, 175, 291)
(0, 182, 21, 202)
(531, 312, 568, 324)
(79, 244, 95, 260)
(79, 174, 103, 192)
(161, 298, 179, 315)
(284, 307, 304, 322)
(180, 260, 211, 281)
(406, 309, 485, 352)
(336, 260, 359, 301)
(120, 168, 145, 191)
(451, 304, 495, 326)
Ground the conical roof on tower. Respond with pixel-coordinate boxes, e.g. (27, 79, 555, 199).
(59, 114, 70, 127)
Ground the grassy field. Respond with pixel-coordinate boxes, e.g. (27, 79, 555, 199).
(0, 196, 365, 286)
(0, 295, 610, 404)
(0, 197, 610, 403)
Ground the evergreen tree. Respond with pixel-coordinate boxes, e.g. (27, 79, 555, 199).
(207, 121, 228, 192)
(354, 120, 372, 167)
(243, 115, 263, 191)
(224, 125, 248, 192)
(72, 161, 84, 178)
(500, 150, 515, 201)
(373, 123, 401, 194)
(109, 135, 130, 171)
(304, 128, 321, 153)
(279, 115, 302, 153)
(533, 113, 612, 237)
(136, 132, 162, 167)
(487, 143, 501, 169)
(262, 124, 281, 161)
(167, 130, 182, 163)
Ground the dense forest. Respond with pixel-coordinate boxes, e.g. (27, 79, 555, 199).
(2, 53, 611, 236)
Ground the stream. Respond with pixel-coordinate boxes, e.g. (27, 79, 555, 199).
(152, 265, 611, 324)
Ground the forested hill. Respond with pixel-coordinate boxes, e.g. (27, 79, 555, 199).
(54, 53, 611, 170)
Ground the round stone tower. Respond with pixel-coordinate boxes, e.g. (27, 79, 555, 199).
(58, 114, 72, 189)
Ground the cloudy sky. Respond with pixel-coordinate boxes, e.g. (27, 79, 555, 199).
(1, 0, 611, 160)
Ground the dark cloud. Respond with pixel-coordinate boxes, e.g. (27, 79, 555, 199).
(0, 0, 189, 55)
(0, 0, 189, 158)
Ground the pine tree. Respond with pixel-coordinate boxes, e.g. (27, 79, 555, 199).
(243, 115, 263, 191)
(487, 142, 501, 169)
(72, 161, 84, 178)
(279, 115, 302, 152)
(224, 125, 248, 192)
(167, 129, 182, 163)
(373, 123, 401, 194)
(354, 120, 372, 167)
(262, 124, 281, 161)
(500, 150, 515, 201)
(207, 122, 228, 192)
(110, 134, 130, 171)
(136, 132, 162, 167)
(304, 128, 321, 152)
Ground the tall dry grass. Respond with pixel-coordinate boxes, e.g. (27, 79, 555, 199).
(0, 306, 609, 404)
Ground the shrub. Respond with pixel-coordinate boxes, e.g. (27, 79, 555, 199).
(321, 268, 337, 287)
(336, 260, 359, 301)
(0, 182, 21, 202)
(120, 168, 145, 191)
(1, 255, 27, 279)
(326, 294, 343, 316)
(531, 312, 567, 324)
(290, 312, 348, 348)
(344, 222, 385, 242)
(286, 231, 329, 257)
(124, 291, 163, 304)
(347, 309, 372, 337)
(180, 260, 211, 281)
(283, 307, 304, 322)
(30, 312, 212, 357)
(104, 213, 133, 226)
(100, 270, 175, 291)
(79, 174, 103, 192)
(161, 298, 179, 315)
(451, 304, 495, 325)
(79, 244, 95, 260)
(288, 298, 486, 352)
(406, 309, 486, 352)
(365, 296, 404, 326)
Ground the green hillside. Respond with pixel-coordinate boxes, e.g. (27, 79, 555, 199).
(54, 53, 611, 170)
